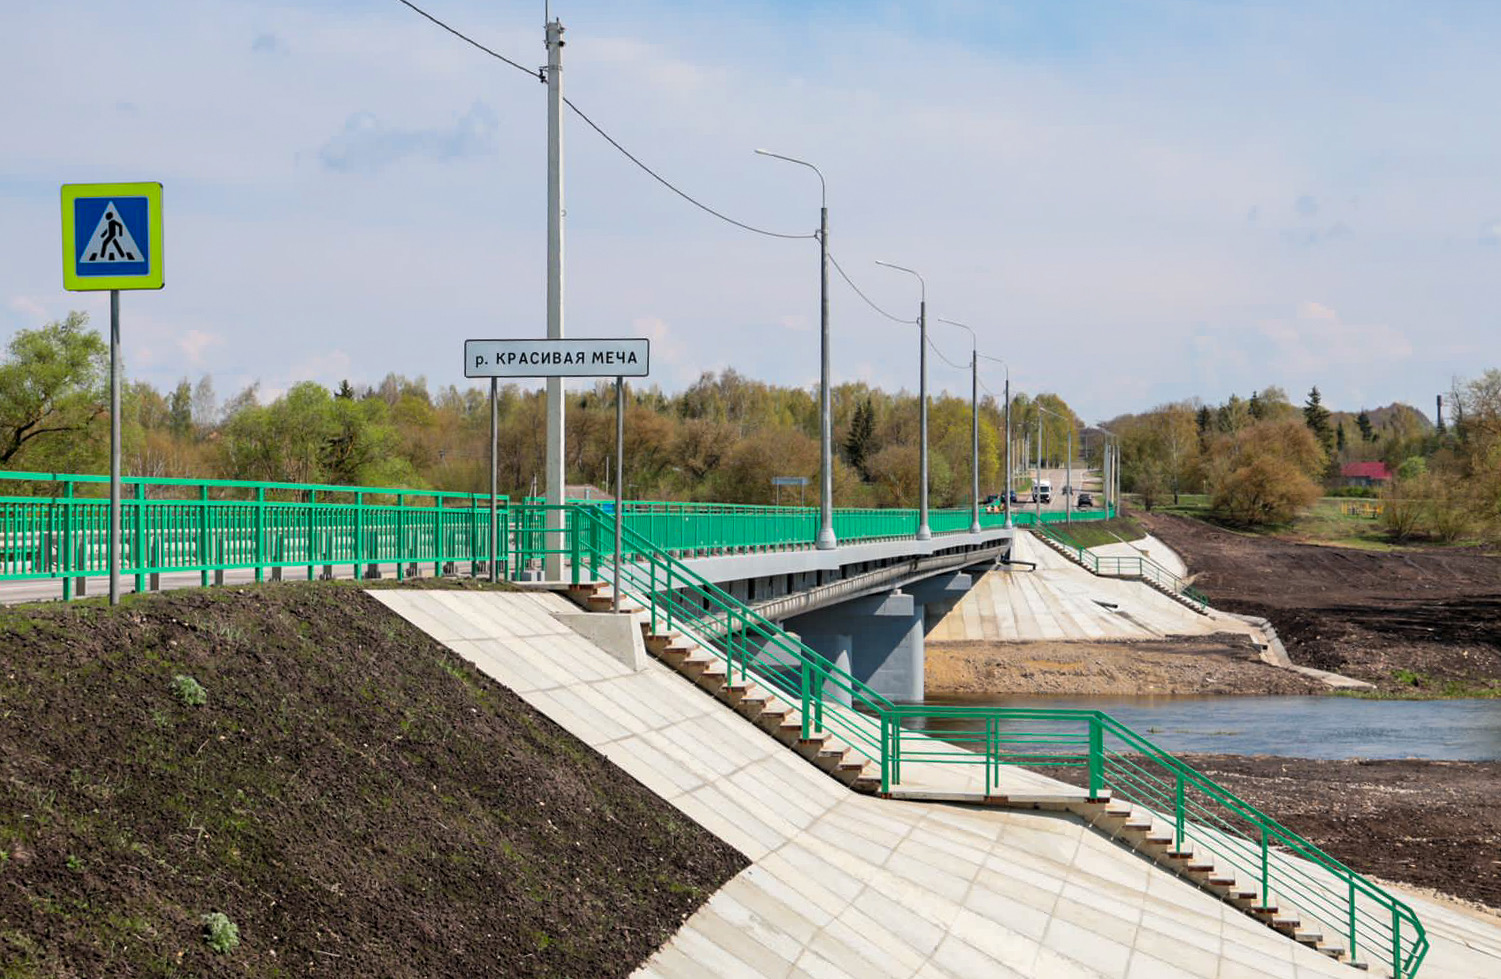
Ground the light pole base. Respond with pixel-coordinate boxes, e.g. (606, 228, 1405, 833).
(916, 525, 932, 541)
(969, 521, 981, 534)
(816, 528, 838, 550)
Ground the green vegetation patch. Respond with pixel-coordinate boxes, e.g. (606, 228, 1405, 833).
(1048, 516, 1145, 550)
(0, 581, 744, 977)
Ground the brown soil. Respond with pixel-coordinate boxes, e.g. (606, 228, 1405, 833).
(1139, 512, 1501, 694)
(1037, 754, 1501, 911)
(927, 635, 1326, 697)
(0, 582, 745, 977)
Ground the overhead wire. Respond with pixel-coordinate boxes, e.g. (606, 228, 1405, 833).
(925, 334, 971, 372)
(392, 1, 816, 240)
(561, 98, 816, 240)
(827, 252, 915, 324)
(392, 0, 543, 80)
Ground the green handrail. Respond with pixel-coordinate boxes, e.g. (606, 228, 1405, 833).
(1033, 520, 1207, 611)
(565, 502, 1425, 978)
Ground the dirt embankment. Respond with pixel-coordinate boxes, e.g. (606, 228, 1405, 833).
(1139, 512, 1501, 694)
(927, 635, 1325, 697)
(0, 582, 744, 978)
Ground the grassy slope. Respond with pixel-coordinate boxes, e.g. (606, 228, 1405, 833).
(1147, 495, 1416, 550)
(0, 582, 744, 978)
(1046, 516, 1146, 550)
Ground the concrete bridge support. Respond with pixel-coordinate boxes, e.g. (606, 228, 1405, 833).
(789, 591, 927, 703)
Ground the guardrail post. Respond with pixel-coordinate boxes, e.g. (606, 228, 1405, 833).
(1260, 830, 1271, 909)
(799, 659, 811, 740)
(569, 507, 580, 586)
(198, 485, 210, 588)
(134, 481, 146, 593)
(353, 491, 363, 580)
(254, 487, 265, 582)
(880, 714, 891, 793)
(1175, 772, 1186, 852)
(1087, 715, 1104, 799)
(62, 481, 74, 601)
(396, 494, 405, 581)
(433, 499, 442, 578)
(1392, 906, 1401, 979)
(1348, 878, 1357, 967)
(306, 489, 316, 581)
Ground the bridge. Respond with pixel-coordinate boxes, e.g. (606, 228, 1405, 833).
(0, 468, 1434, 976)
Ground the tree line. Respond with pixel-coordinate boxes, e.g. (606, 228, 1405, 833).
(0, 312, 1084, 508)
(1104, 378, 1501, 542)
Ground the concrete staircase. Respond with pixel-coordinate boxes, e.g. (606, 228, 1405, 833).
(567, 582, 883, 795)
(1030, 528, 1210, 615)
(566, 579, 1371, 974)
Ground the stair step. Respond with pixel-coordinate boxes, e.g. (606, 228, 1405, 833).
(1185, 862, 1215, 873)
(1294, 931, 1323, 945)
(1317, 945, 1344, 959)
(1207, 875, 1236, 887)
(1272, 917, 1301, 930)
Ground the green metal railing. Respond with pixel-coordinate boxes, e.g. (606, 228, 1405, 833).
(1032, 519, 1209, 609)
(0, 472, 510, 595)
(565, 502, 1425, 978)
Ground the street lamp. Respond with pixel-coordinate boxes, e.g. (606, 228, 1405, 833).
(977, 353, 1013, 529)
(934, 318, 981, 534)
(875, 260, 930, 540)
(1096, 424, 1119, 518)
(1037, 403, 1074, 524)
(756, 149, 836, 551)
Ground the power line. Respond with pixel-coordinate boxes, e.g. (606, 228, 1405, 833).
(563, 98, 815, 240)
(925, 334, 971, 372)
(392, 0, 543, 81)
(827, 252, 914, 324)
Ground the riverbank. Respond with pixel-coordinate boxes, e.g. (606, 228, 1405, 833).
(927, 635, 1327, 696)
(1139, 511, 1501, 695)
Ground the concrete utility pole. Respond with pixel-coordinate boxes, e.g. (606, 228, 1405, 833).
(756, 149, 835, 549)
(975, 352, 1012, 529)
(543, 17, 566, 580)
(1065, 427, 1073, 525)
(935, 318, 981, 534)
(1035, 408, 1043, 524)
(1097, 424, 1118, 518)
(876, 261, 930, 540)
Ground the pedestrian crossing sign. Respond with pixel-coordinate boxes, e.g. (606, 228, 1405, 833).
(61, 182, 164, 291)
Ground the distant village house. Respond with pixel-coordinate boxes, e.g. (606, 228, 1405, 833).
(1339, 461, 1392, 487)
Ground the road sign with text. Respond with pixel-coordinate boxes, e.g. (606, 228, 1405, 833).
(61, 182, 164, 291)
(465, 338, 650, 377)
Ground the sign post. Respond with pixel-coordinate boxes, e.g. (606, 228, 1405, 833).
(465, 338, 649, 592)
(61, 182, 164, 606)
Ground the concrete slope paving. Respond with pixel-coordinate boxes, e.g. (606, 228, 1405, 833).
(927, 532, 1261, 643)
(365, 589, 1478, 979)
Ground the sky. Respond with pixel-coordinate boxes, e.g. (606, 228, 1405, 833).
(3, 0, 1499, 425)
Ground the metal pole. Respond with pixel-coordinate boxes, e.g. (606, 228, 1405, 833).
(1004, 375, 1012, 528)
(109, 289, 121, 605)
(543, 18, 567, 580)
(489, 377, 498, 583)
(1066, 427, 1073, 524)
(969, 350, 980, 533)
(817, 202, 836, 549)
(614, 375, 624, 613)
(1035, 408, 1042, 524)
(917, 297, 930, 540)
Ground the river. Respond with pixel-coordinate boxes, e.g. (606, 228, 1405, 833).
(921, 693, 1501, 761)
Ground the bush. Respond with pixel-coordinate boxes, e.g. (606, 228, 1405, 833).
(201, 912, 240, 954)
(1205, 419, 1325, 526)
(171, 674, 207, 707)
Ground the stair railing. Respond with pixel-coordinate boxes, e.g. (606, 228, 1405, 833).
(1032, 522, 1208, 611)
(566, 502, 1426, 978)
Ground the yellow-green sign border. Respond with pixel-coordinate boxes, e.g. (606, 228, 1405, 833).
(61, 182, 164, 291)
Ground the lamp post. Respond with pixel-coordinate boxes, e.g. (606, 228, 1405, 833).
(934, 318, 981, 534)
(1036, 403, 1071, 524)
(1097, 424, 1119, 518)
(875, 260, 930, 540)
(977, 353, 1012, 529)
(756, 149, 836, 550)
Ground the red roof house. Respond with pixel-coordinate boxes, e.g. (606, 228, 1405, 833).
(1340, 461, 1392, 486)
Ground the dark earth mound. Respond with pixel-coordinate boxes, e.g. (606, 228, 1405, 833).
(0, 582, 745, 977)
(1139, 512, 1501, 693)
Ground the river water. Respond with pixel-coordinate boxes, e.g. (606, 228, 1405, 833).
(921, 694, 1501, 761)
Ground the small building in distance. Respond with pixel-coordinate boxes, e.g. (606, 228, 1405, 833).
(1340, 461, 1392, 488)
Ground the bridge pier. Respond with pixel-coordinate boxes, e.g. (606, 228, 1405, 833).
(790, 591, 926, 703)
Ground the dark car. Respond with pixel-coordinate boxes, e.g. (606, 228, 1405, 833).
(1077, 492, 1094, 509)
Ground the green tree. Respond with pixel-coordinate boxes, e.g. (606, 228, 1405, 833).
(1356, 409, 1374, 442)
(1303, 386, 1333, 456)
(843, 396, 875, 480)
(168, 378, 193, 437)
(0, 312, 108, 467)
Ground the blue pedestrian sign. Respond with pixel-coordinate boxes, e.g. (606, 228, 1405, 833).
(61, 182, 164, 291)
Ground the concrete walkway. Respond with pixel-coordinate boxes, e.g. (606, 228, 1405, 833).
(927, 532, 1259, 644)
(372, 589, 1499, 978)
